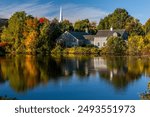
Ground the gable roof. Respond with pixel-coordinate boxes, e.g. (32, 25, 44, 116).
(83, 35, 94, 41)
(69, 31, 89, 40)
(95, 29, 126, 37)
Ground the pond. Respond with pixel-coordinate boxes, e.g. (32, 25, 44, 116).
(0, 55, 150, 100)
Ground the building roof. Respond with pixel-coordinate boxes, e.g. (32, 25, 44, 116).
(69, 31, 89, 40)
(83, 35, 94, 41)
(95, 29, 126, 37)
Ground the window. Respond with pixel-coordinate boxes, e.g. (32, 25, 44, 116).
(98, 42, 100, 46)
(103, 42, 105, 46)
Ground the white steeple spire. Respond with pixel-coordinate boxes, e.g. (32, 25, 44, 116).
(59, 6, 63, 22)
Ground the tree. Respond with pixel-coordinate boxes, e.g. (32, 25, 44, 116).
(60, 19, 73, 32)
(144, 18, 150, 34)
(97, 8, 144, 36)
(125, 19, 145, 36)
(74, 19, 90, 31)
(38, 18, 51, 53)
(25, 30, 38, 53)
(142, 33, 150, 55)
(102, 36, 127, 55)
(48, 18, 62, 48)
(128, 36, 144, 55)
(1, 11, 27, 52)
(24, 17, 52, 54)
(98, 8, 130, 30)
(74, 19, 97, 34)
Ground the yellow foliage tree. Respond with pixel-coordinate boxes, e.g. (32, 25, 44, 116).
(25, 31, 38, 53)
(128, 36, 144, 55)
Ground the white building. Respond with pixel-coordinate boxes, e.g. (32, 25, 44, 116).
(94, 28, 128, 48)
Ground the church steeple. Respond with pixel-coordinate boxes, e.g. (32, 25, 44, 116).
(59, 6, 63, 22)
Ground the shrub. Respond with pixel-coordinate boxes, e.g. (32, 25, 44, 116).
(90, 47, 100, 54)
(63, 47, 100, 55)
(51, 45, 63, 54)
(102, 36, 127, 55)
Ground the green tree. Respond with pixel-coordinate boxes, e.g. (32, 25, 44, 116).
(74, 19, 90, 31)
(125, 19, 145, 36)
(60, 19, 73, 32)
(1, 11, 27, 52)
(97, 8, 144, 36)
(49, 18, 62, 48)
(74, 19, 97, 34)
(98, 8, 130, 30)
(102, 36, 127, 55)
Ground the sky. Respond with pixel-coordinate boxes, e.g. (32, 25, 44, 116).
(0, 0, 150, 24)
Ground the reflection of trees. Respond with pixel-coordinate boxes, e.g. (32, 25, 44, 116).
(140, 82, 150, 100)
(53, 55, 94, 79)
(0, 55, 65, 92)
(98, 56, 150, 90)
(0, 64, 6, 83)
(0, 55, 150, 93)
(56, 56, 93, 79)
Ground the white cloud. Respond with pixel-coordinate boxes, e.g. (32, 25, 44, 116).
(62, 4, 109, 23)
(0, 1, 55, 18)
(0, 1, 108, 23)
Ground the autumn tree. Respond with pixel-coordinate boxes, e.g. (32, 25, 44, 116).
(144, 18, 150, 34)
(128, 36, 144, 55)
(24, 17, 53, 54)
(142, 33, 150, 54)
(125, 19, 145, 36)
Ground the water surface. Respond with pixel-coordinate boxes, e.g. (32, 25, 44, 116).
(0, 55, 150, 100)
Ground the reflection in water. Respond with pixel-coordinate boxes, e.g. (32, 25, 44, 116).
(0, 55, 66, 92)
(0, 55, 150, 99)
(140, 82, 150, 100)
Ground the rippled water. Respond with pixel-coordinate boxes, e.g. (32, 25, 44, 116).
(0, 55, 150, 100)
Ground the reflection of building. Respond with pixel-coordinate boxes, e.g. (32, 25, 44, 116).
(61, 57, 95, 77)
(93, 57, 118, 81)
(94, 57, 107, 70)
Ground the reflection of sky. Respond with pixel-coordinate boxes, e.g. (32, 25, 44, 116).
(0, 56, 150, 100)
(0, 74, 149, 100)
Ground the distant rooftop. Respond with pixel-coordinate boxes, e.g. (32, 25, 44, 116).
(69, 31, 89, 40)
(95, 29, 126, 37)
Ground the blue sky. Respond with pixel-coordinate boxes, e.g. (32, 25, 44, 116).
(0, 0, 150, 24)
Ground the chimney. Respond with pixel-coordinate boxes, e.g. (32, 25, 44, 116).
(110, 26, 113, 31)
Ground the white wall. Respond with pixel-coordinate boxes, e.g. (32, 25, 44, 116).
(94, 37, 107, 48)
